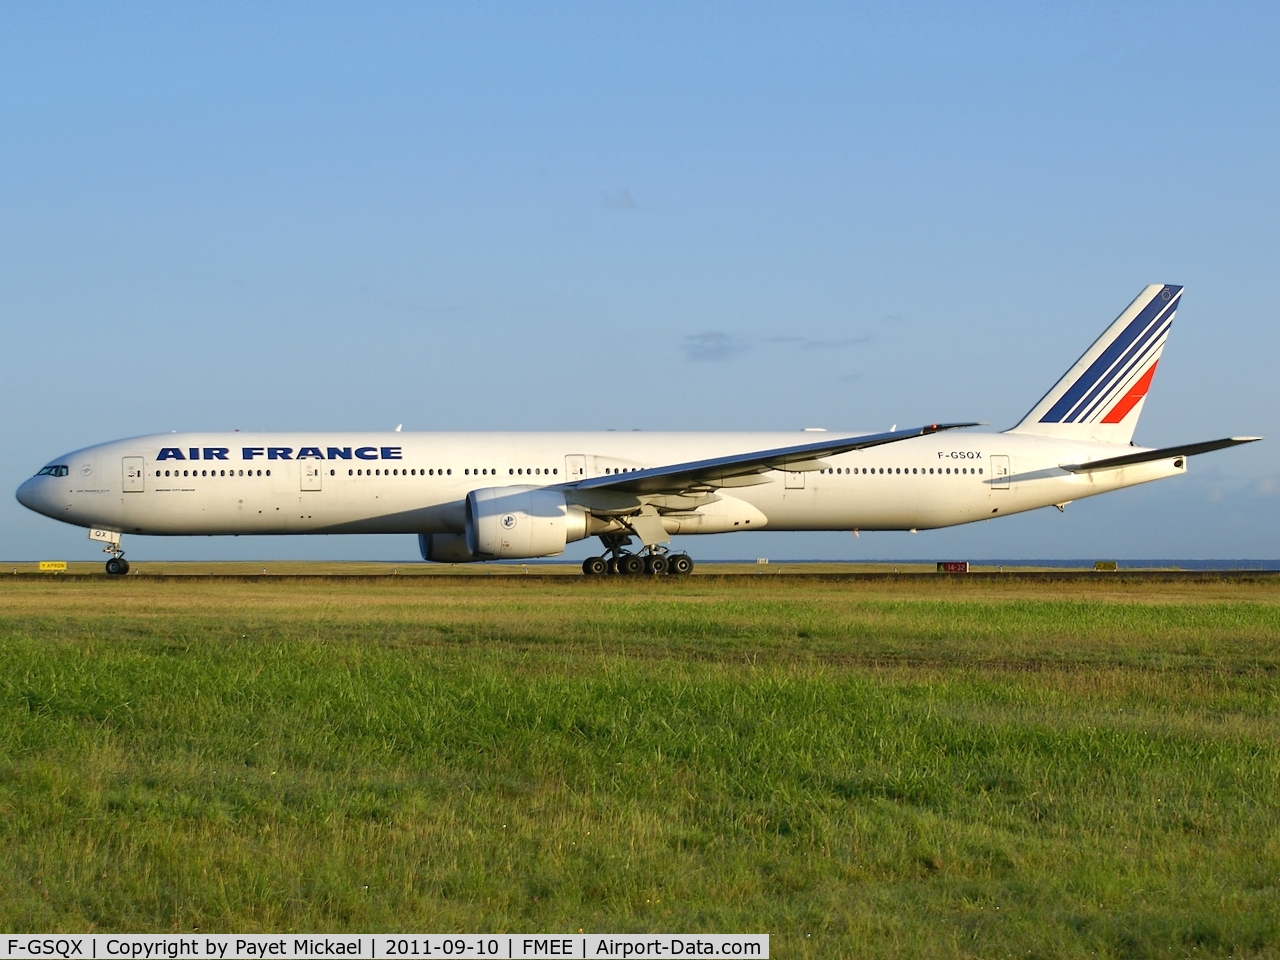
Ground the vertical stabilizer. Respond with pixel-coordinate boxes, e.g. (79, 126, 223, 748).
(1008, 284, 1181, 445)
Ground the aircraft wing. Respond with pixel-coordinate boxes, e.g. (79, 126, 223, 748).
(565, 422, 980, 497)
(1060, 436, 1261, 473)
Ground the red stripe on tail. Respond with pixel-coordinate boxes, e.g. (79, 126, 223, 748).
(1101, 362, 1158, 424)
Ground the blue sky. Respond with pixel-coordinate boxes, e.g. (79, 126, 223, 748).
(2, 2, 1278, 562)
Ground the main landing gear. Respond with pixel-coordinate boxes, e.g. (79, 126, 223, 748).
(581, 535, 693, 576)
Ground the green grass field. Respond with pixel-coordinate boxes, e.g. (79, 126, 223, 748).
(1, 575, 1278, 957)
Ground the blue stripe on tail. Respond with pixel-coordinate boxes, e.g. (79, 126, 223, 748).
(1040, 285, 1181, 424)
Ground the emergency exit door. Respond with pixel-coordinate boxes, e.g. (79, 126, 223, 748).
(784, 470, 805, 489)
(990, 455, 1010, 489)
(565, 455, 587, 482)
(122, 457, 145, 493)
(301, 461, 323, 491)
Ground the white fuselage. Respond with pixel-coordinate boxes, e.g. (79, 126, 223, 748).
(16, 430, 1183, 543)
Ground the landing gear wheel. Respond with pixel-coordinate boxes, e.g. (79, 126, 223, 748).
(668, 554, 693, 575)
(105, 557, 126, 576)
(582, 556, 607, 576)
(617, 554, 644, 576)
(607, 557, 620, 575)
(645, 554, 668, 575)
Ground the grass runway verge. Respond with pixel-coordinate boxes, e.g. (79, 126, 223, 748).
(1, 575, 1278, 956)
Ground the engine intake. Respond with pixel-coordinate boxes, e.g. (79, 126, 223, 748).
(465, 486, 587, 559)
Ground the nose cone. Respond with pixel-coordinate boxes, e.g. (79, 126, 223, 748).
(15, 477, 55, 518)
(15, 477, 38, 511)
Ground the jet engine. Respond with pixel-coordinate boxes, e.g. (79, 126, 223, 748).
(465, 486, 589, 559)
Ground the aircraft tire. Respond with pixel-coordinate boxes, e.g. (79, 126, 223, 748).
(668, 554, 693, 575)
(607, 557, 620, 575)
(645, 554, 668, 575)
(618, 554, 644, 575)
(582, 556, 607, 576)
(105, 558, 125, 576)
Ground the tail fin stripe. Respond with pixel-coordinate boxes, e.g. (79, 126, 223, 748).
(1040, 287, 1180, 424)
(1052, 290, 1179, 423)
(1075, 313, 1172, 422)
(1099, 361, 1158, 424)
(1067, 297, 1177, 422)
(1071, 312, 1173, 422)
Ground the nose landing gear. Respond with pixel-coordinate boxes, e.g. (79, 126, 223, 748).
(581, 535, 694, 576)
(91, 528, 130, 575)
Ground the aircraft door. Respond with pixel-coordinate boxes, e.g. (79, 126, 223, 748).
(565, 455, 587, 482)
(301, 461, 323, 492)
(784, 470, 805, 489)
(990, 455, 1010, 490)
(122, 457, 145, 493)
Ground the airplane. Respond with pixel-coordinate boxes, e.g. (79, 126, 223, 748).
(16, 284, 1260, 576)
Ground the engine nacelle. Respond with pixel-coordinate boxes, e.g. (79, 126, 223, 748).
(466, 486, 588, 559)
(418, 532, 480, 563)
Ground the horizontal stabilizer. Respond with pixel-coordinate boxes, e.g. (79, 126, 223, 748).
(1060, 437, 1261, 473)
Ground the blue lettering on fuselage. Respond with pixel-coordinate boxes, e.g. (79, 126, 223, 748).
(171, 445, 404, 462)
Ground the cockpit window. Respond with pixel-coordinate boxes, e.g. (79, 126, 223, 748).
(36, 465, 69, 477)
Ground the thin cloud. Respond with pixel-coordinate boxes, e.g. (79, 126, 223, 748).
(799, 335, 873, 350)
(600, 188, 637, 210)
(767, 334, 873, 350)
(682, 331, 748, 362)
